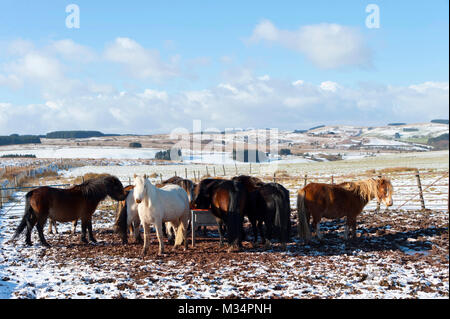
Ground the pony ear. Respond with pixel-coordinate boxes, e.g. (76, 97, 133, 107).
(133, 174, 137, 178)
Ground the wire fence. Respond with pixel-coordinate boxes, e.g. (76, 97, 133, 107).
(1, 166, 449, 212)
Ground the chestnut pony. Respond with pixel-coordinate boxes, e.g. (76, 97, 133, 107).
(13, 175, 126, 247)
(297, 177, 393, 241)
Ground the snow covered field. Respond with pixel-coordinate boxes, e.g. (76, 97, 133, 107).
(0, 149, 448, 299)
(0, 146, 161, 160)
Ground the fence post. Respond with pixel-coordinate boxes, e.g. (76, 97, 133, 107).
(331, 175, 334, 184)
(235, 164, 238, 175)
(206, 166, 209, 176)
(185, 168, 188, 179)
(415, 170, 426, 210)
(304, 174, 308, 187)
(249, 163, 252, 175)
(273, 172, 276, 183)
(213, 166, 216, 177)
(223, 165, 226, 176)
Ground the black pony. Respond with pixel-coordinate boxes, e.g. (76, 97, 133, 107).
(193, 178, 246, 251)
(232, 175, 291, 249)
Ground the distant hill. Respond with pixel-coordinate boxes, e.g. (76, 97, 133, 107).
(45, 131, 120, 139)
(428, 133, 449, 150)
(387, 123, 407, 126)
(309, 125, 325, 131)
(431, 119, 449, 125)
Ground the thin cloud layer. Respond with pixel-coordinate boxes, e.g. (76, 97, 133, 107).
(249, 20, 373, 69)
(0, 37, 447, 134)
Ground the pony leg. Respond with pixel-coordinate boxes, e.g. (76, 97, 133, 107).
(262, 220, 272, 250)
(315, 222, 323, 240)
(349, 218, 357, 239)
(25, 213, 37, 246)
(154, 222, 165, 255)
(71, 220, 78, 234)
(36, 218, 50, 247)
(48, 219, 58, 235)
(217, 220, 225, 247)
(249, 217, 258, 247)
(133, 221, 143, 244)
(141, 224, 151, 257)
(87, 220, 96, 243)
(80, 220, 88, 243)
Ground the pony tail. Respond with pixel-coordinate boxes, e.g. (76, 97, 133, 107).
(227, 180, 244, 245)
(13, 192, 34, 240)
(174, 221, 185, 246)
(296, 189, 311, 242)
(113, 201, 128, 243)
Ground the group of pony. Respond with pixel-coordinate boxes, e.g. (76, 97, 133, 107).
(12, 172, 394, 256)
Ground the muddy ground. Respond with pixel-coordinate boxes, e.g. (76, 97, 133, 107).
(5, 207, 447, 299)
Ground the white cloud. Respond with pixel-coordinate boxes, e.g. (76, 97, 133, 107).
(3, 77, 448, 135)
(249, 20, 372, 69)
(50, 39, 96, 62)
(104, 37, 180, 81)
(320, 81, 339, 92)
(292, 80, 304, 86)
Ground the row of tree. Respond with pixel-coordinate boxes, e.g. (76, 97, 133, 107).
(0, 135, 41, 146)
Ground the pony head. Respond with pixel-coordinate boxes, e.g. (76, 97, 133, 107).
(377, 178, 394, 207)
(193, 180, 212, 209)
(104, 175, 127, 201)
(133, 174, 148, 204)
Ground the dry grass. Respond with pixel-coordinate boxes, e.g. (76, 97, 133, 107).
(373, 167, 418, 175)
(274, 169, 291, 178)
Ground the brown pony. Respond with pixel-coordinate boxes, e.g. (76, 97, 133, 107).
(159, 176, 196, 208)
(297, 177, 393, 241)
(193, 178, 247, 250)
(13, 175, 126, 247)
(113, 185, 142, 244)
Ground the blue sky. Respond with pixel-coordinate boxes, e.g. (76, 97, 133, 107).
(0, 1, 448, 134)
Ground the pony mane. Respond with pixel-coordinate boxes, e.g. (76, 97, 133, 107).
(73, 175, 115, 201)
(339, 178, 384, 202)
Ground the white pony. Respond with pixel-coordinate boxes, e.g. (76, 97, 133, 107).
(133, 175, 190, 256)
